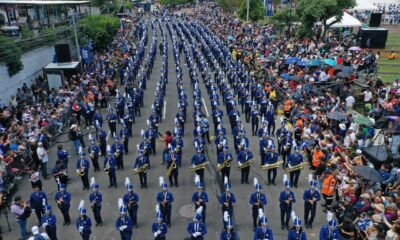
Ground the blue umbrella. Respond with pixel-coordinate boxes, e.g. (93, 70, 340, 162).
(343, 66, 354, 73)
(228, 36, 235, 41)
(285, 57, 300, 65)
(307, 59, 323, 66)
(280, 73, 291, 80)
(297, 61, 308, 67)
(324, 59, 337, 67)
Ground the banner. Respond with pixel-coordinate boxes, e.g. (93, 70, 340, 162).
(264, 0, 273, 16)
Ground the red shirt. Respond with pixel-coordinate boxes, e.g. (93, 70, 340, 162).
(164, 135, 173, 149)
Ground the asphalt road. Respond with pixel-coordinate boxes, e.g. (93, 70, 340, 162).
(2, 17, 326, 240)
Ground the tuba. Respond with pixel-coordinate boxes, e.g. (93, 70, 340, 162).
(166, 155, 177, 177)
(217, 156, 232, 171)
(236, 158, 255, 170)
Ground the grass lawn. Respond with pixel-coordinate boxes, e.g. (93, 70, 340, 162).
(377, 32, 400, 83)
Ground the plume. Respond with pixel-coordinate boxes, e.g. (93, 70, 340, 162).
(125, 177, 130, 187)
(253, 178, 258, 187)
(78, 200, 84, 210)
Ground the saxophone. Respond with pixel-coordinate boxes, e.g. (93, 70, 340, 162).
(104, 159, 110, 175)
(217, 156, 232, 171)
(114, 148, 120, 158)
(166, 155, 177, 177)
(132, 164, 149, 175)
(90, 150, 95, 160)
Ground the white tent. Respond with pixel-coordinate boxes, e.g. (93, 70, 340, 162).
(352, 0, 379, 11)
(327, 12, 363, 28)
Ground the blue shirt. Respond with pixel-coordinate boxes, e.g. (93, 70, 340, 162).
(187, 221, 207, 237)
(254, 227, 274, 240)
(279, 190, 296, 209)
(156, 192, 174, 204)
(29, 191, 47, 209)
(152, 222, 168, 237)
(249, 192, 267, 206)
(288, 229, 307, 240)
(89, 192, 103, 207)
(319, 225, 341, 240)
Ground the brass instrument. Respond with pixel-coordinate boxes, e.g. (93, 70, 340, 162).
(76, 160, 85, 176)
(236, 158, 255, 170)
(166, 158, 177, 177)
(104, 160, 110, 175)
(132, 164, 149, 175)
(284, 162, 308, 173)
(90, 151, 95, 160)
(189, 161, 210, 173)
(261, 160, 284, 170)
(114, 149, 120, 158)
(217, 157, 232, 171)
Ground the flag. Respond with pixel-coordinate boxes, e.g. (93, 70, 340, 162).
(264, 0, 273, 16)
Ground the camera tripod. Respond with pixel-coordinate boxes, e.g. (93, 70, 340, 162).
(0, 200, 11, 232)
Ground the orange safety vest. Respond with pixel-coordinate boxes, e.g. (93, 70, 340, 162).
(321, 175, 336, 196)
(312, 150, 325, 167)
(284, 100, 291, 112)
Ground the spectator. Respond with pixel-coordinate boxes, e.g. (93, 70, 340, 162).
(11, 195, 31, 240)
(36, 142, 49, 180)
(27, 226, 49, 240)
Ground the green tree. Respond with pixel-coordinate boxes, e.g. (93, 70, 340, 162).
(238, 0, 265, 22)
(159, 0, 194, 5)
(217, 0, 242, 13)
(296, 0, 356, 38)
(268, 6, 297, 34)
(78, 15, 120, 50)
(0, 35, 23, 76)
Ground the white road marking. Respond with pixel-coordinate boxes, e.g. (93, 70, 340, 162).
(202, 98, 209, 117)
(163, 100, 167, 120)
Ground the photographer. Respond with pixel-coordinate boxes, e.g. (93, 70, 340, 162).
(11, 195, 31, 240)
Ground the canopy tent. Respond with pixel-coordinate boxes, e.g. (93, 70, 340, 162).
(352, 0, 379, 11)
(327, 12, 363, 28)
(373, 0, 400, 4)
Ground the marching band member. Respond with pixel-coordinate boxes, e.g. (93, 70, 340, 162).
(319, 211, 340, 240)
(54, 184, 71, 225)
(249, 178, 267, 231)
(253, 215, 274, 240)
(288, 211, 307, 240)
(92, 110, 103, 131)
(187, 207, 207, 240)
(303, 175, 321, 229)
(89, 177, 103, 226)
(120, 124, 129, 154)
(192, 175, 209, 223)
(156, 177, 174, 227)
(191, 148, 207, 184)
(104, 145, 117, 188)
(152, 205, 168, 240)
(107, 106, 118, 137)
(41, 204, 57, 240)
(144, 122, 157, 156)
(133, 150, 149, 188)
(219, 177, 236, 217)
(123, 178, 139, 228)
(87, 134, 100, 172)
(214, 130, 228, 156)
(149, 110, 160, 134)
(281, 130, 293, 166)
(250, 104, 260, 136)
(237, 146, 254, 184)
(166, 146, 180, 187)
(76, 200, 92, 240)
(116, 199, 133, 240)
(56, 145, 69, 169)
(96, 124, 107, 156)
(220, 212, 237, 240)
(76, 149, 90, 190)
(171, 133, 184, 166)
(279, 174, 296, 230)
(29, 185, 47, 226)
(263, 147, 279, 185)
(287, 145, 304, 188)
(112, 137, 125, 170)
(217, 146, 233, 183)
(235, 132, 248, 154)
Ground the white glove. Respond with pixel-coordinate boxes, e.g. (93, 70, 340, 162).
(42, 223, 48, 227)
(134, 168, 138, 171)
(217, 164, 221, 168)
(195, 232, 201, 237)
(79, 226, 83, 232)
(192, 233, 197, 237)
(288, 164, 292, 169)
(192, 164, 195, 167)
(154, 232, 158, 237)
(238, 162, 242, 166)
(122, 225, 128, 230)
(156, 230, 162, 235)
(119, 226, 124, 231)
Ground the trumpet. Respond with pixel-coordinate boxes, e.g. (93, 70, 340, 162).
(217, 158, 232, 171)
(132, 164, 149, 175)
(236, 158, 255, 170)
(261, 160, 284, 170)
(189, 161, 210, 173)
(284, 162, 308, 173)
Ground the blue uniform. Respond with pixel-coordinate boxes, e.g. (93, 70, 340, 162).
(279, 190, 296, 227)
(76, 159, 90, 189)
(89, 192, 103, 225)
(152, 221, 168, 239)
(54, 190, 71, 224)
(319, 226, 341, 240)
(192, 191, 209, 222)
(76, 216, 92, 240)
(287, 153, 304, 187)
(156, 191, 174, 225)
(57, 149, 69, 167)
(220, 229, 238, 240)
(123, 192, 139, 226)
(288, 229, 307, 240)
(115, 216, 133, 240)
(219, 192, 236, 216)
(303, 189, 321, 227)
(104, 156, 117, 187)
(41, 213, 57, 240)
(88, 145, 100, 171)
(29, 190, 47, 224)
(191, 153, 207, 183)
(187, 221, 207, 240)
(253, 227, 274, 240)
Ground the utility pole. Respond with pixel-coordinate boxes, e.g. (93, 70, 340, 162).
(246, 0, 250, 22)
(72, 13, 81, 61)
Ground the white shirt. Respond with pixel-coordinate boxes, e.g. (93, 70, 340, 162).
(345, 96, 355, 108)
(36, 147, 48, 163)
(344, 132, 356, 147)
(28, 233, 49, 240)
(362, 91, 372, 102)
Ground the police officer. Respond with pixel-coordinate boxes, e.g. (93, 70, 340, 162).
(287, 146, 304, 188)
(41, 204, 57, 240)
(133, 152, 149, 188)
(166, 147, 180, 187)
(54, 184, 71, 225)
(112, 137, 125, 170)
(115, 200, 133, 240)
(192, 176, 209, 223)
(191, 149, 207, 184)
(57, 145, 69, 169)
(319, 212, 340, 240)
(76, 151, 90, 190)
(238, 146, 254, 184)
(152, 208, 168, 240)
(249, 178, 267, 231)
(288, 213, 307, 240)
(29, 186, 47, 226)
(104, 145, 117, 188)
(187, 207, 207, 240)
(156, 177, 174, 227)
(87, 134, 100, 172)
(263, 147, 279, 185)
(303, 176, 321, 229)
(107, 107, 117, 137)
(123, 178, 139, 228)
(217, 146, 233, 182)
(89, 178, 103, 226)
(219, 177, 236, 217)
(253, 216, 274, 240)
(76, 201, 92, 240)
(279, 174, 296, 230)
(220, 215, 237, 240)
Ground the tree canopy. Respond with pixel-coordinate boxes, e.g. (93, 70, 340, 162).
(267, 6, 297, 34)
(159, 0, 194, 5)
(238, 0, 265, 22)
(78, 15, 120, 50)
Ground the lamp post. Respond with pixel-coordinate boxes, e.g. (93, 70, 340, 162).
(246, 0, 250, 22)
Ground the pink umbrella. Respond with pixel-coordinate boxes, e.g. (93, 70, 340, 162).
(349, 46, 361, 51)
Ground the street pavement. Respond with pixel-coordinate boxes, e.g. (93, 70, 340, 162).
(2, 18, 326, 240)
